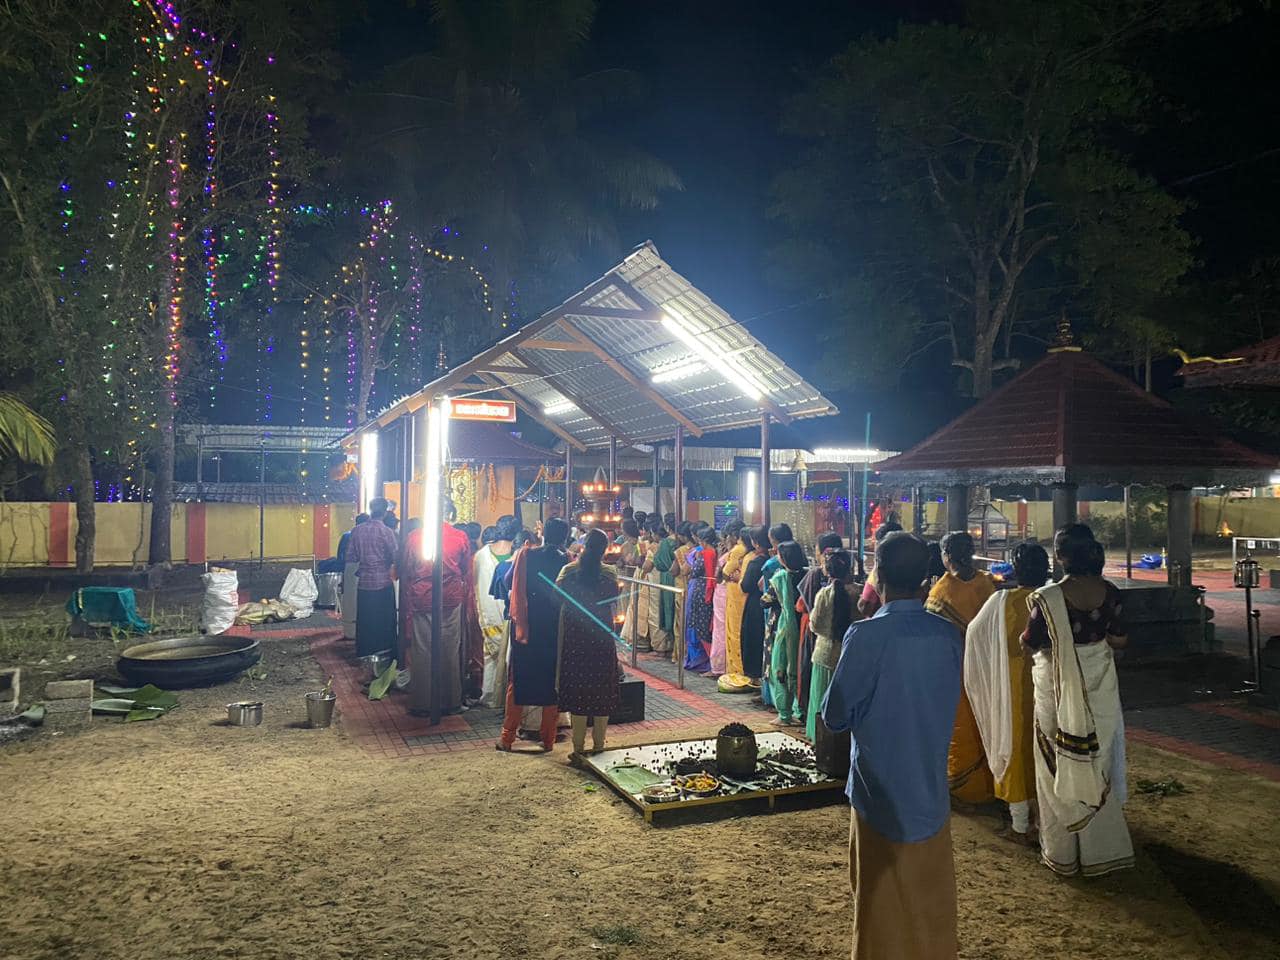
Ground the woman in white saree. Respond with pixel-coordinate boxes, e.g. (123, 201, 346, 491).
(1021, 525, 1134, 878)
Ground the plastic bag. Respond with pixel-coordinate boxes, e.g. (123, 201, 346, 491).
(200, 568, 239, 635)
(279, 568, 318, 619)
(235, 598, 296, 624)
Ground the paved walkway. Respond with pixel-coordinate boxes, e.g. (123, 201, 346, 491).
(286, 599, 1280, 781)
(308, 633, 756, 759)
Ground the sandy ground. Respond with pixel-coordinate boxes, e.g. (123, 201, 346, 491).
(2, 634, 1279, 960)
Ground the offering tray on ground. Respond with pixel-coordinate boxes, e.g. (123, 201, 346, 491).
(585, 731, 843, 823)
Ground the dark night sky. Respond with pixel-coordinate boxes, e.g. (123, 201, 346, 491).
(333, 0, 1280, 448)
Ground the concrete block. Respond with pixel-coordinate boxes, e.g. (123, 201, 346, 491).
(42, 697, 92, 715)
(42, 696, 92, 729)
(0, 668, 18, 712)
(44, 679, 94, 700)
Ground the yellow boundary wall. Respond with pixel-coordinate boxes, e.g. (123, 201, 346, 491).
(2, 495, 1275, 568)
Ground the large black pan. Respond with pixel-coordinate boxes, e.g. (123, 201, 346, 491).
(117, 636, 261, 688)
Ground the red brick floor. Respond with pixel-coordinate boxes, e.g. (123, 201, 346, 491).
(307, 632, 761, 760)
(298, 608, 1280, 777)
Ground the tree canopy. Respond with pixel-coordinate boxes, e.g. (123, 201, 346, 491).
(772, 0, 1210, 397)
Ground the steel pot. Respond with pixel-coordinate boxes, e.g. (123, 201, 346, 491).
(360, 653, 392, 680)
(226, 701, 263, 726)
(305, 691, 336, 728)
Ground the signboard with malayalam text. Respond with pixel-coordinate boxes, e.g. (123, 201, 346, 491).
(448, 398, 517, 423)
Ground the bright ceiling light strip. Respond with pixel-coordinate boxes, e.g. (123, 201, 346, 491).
(661, 308, 768, 401)
(813, 447, 884, 461)
(651, 357, 708, 384)
(543, 397, 578, 416)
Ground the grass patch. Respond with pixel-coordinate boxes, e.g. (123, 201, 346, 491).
(590, 925, 643, 947)
(0, 600, 195, 664)
(1136, 776, 1189, 798)
(0, 616, 71, 662)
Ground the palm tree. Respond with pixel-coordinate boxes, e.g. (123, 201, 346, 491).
(0, 393, 54, 466)
(360, 0, 681, 333)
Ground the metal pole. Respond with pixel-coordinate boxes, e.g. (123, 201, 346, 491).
(215, 452, 221, 483)
(1245, 584, 1257, 690)
(564, 445, 574, 526)
(760, 412, 771, 529)
(258, 442, 266, 566)
(431, 442, 444, 726)
(630, 573, 639, 668)
(860, 412, 872, 542)
(674, 426, 684, 526)
(652, 445, 661, 518)
(400, 416, 411, 517)
(195, 433, 204, 501)
(847, 462, 859, 574)
(1124, 484, 1133, 579)
(855, 484, 865, 578)
(1252, 609, 1263, 690)
(608, 436, 618, 487)
(408, 414, 416, 518)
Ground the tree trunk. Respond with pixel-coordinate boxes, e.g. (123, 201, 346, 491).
(1144, 341, 1152, 392)
(356, 333, 376, 426)
(71, 442, 96, 574)
(148, 406, 175, 568)
(970, 349, 995, 398)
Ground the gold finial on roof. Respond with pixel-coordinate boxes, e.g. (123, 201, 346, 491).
(1048, 311, 1082, 353)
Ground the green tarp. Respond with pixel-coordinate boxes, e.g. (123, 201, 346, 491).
(66, 587, 152, 633)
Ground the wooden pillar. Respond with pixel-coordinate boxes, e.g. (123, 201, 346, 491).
(195, 433, 204, 501)
(258, 442, 266, 565)
(946, 483, 968, 534)
(760, 413, 771, 529)
(1052, 483, 1078, 532)
(1050, 483, 1078, 578)
(674, 426, 685, 525)
(564, 445, 574, 525)
(1167, 486, 1192, 586)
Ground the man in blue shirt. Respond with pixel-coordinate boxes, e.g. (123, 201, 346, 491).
(822, 531, 963, 960)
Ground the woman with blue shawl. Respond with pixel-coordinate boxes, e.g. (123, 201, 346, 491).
(682, 524, 718, 673)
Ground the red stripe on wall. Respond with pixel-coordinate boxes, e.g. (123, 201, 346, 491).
(313, 504, 331, 560)
(186, 502, 207, 565)
(48, 502, 70, 567)
(1016, 501, 1028, 532)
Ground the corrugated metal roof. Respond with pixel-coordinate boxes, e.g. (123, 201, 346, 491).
(173, 483, 350, 504)
(348, 243, 838, 449)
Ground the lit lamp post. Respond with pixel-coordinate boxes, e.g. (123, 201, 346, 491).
(1234, 552, 1262, 692)
(421, 397, 450, 724)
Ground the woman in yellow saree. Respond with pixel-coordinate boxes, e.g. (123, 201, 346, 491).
(965, 542, 1049, 843)
(672, 523, 693, 664)
(926, 531, 996, 804)
(718, 520, 752, 691)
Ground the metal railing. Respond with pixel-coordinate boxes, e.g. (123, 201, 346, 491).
(615, 572, 688, 689)
(203, 553, 316, 573)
